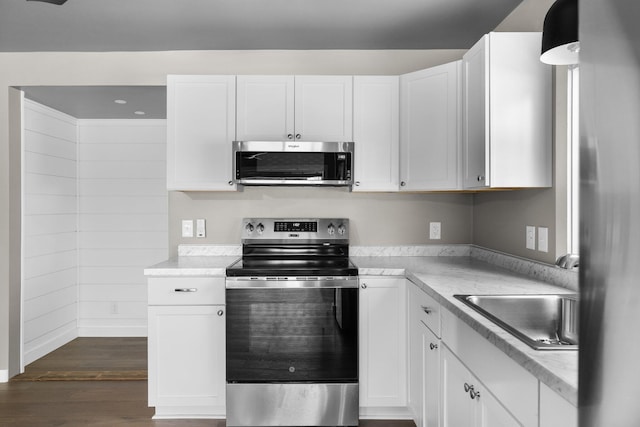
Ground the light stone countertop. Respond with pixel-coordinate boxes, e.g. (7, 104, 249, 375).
(144, 249, 578, 406)
(144, 256, 239, 276)
(353, 255, 578, 406)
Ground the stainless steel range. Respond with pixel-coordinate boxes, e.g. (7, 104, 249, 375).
(225, 218, 359, 427)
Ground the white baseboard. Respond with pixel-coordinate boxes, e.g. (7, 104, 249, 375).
(0, 369, 8, 383)
(23, 327, 78, 366)
(78, 326, 147, 337)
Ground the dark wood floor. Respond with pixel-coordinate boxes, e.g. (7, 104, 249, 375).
(0, 338, 415, 427)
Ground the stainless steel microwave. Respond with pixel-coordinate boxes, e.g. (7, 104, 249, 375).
(232, 141, 354, 187)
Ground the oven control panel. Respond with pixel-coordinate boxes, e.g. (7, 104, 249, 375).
(242, 218, 349, 241)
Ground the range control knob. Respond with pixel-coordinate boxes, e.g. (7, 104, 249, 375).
(327, 223, 336, 235)
(256, 223, 265, 234)
(337, 224, 347, 235)
(245, 222, 255, 234)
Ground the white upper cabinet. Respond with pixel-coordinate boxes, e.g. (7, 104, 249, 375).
(462, 32, 552, 189)
(236, 75, 353, 142)
(236, 75, 295, 141)
(400, 61, 461, 191)
(167, 75, 236, 191)
(294, 76, 353, 141)
(353, 76, 400, 192)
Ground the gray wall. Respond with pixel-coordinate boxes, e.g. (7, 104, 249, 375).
(170, 189, 473, 255)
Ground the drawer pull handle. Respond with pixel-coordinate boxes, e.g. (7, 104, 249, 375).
(361, 283, 367, 289)
(217, 310, 224, 316)
(421, 306, 432, 315)
(174, 288, 197, 293)
(429, 342, 438, 350)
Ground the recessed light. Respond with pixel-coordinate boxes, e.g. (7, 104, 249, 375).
(114, 99, 127, 104)
(134, 111, 146, 115)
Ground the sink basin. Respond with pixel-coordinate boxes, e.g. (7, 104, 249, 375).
(454, 294, 579, 350)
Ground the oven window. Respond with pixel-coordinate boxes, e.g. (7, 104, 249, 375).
(226, 288, 358, 383)
(236, 152, 351, 181)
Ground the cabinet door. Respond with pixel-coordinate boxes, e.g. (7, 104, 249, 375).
(148, 305, 226, 409)
(539, 382, 577, 427)
(359, 277, 407, 409)
(478, 389, 522, 427)
(422, 324, 440, 427)
(353, 76, 400, 192)
(462, 36, 489, 189)
(400, 61, 461, 191)
(441, 345, 477, 427)
(167, 75, 236, 191)
(236, 75, 295, 141)
(294, 76, 353, 141)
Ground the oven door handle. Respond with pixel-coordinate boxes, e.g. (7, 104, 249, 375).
(225, 277, 359, 289)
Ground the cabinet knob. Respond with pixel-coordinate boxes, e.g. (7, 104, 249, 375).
(217, 310, 224, 316)
(228, 180, 234, 186)
(400, 181, 406, 187)
(464, 383, 471, 393)
(470, 388, 480, 400)
(355, 181, 360, 186)
(477, 175, 484, 182)
(296, 134, 301, 139)
(421, 305, 432, 315)
(361, 283, 367, 289)
(287, 134, 294, 140)
(429, 342, 438, 350)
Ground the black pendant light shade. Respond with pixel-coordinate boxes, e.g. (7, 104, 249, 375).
(26, 0, 68, 5)
(541, 0, 579, 65)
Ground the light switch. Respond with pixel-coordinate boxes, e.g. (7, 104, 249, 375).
(181, 220, 193, 238)
(196, 219, 206, 238)
(526, 226, 536, 250)
(538, 227, 549, 253)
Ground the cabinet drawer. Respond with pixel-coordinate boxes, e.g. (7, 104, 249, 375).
(148, 277, 225, 305)
(413, 284, 441, 337)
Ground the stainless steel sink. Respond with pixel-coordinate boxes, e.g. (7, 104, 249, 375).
(454, 294, 579, 350)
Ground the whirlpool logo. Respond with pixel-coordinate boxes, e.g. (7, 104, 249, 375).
(286, 143, 300, 149)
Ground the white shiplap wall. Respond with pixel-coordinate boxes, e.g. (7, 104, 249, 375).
(22, 100, 78, 365)
(77, 120, 167, 336)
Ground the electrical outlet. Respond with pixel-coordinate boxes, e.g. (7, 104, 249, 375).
(182, 219, 193, 238)
(538, 227, 549, 252)
(429, 222, 441, 240)
(526, 226, 536, 250)
(196, 219, 206, 238)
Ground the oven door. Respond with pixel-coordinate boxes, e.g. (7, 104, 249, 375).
(226, 285, 358, 384)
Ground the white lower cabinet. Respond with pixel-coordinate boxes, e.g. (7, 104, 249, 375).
(422, 323, 440, 427)
(442, 345, 520, 427)
(408, 281, 441, 427)
(147, 277, 226, 418)
(441, 308, 538, 427)
(359, 276, 408, 417)
(539, 383, 578, 427)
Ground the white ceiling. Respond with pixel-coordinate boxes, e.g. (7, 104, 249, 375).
(6, 0, 525, 119)
(1, 0, 523, 51)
